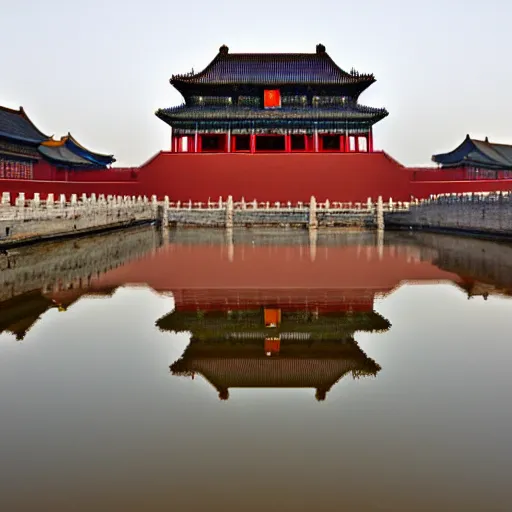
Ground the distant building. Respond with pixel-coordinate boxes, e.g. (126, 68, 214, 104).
(0, 106, 49, 179)
(433, 134, 512, 178)
(0, 106, 115, 179)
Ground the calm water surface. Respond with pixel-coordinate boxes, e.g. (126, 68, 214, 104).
(1, 228, 511, 511)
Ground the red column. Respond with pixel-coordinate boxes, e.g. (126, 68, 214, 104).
(340, 134, 346, 153)
(231, 135, 236, 152)
(250, 134, 256, 153)
(197, 135, 202, 153)
(368, 130, 374, 153)
(285, 134, 291, 152)
(355, 135, 360, 153)
(188, 136, 194, 152)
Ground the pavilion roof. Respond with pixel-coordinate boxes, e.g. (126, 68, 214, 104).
(171, 44, 375, 90)
(39, 134, 115, 168)
(0, 105, 50, 145)
(432, 135, 512, 170)
(39, 141, 96, 167)
(156, 104, 388, 124)
(64, 133, 115, 166)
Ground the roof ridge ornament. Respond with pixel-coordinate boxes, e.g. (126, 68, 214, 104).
(316, 44, 326, 54)
(219, 45, 229, 55)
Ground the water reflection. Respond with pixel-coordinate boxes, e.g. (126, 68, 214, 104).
(3, 227, 512, 387)
(0, 227, 160, 339)
(2, 228, 512, 511)
(162, 307, 385, 401)
(2, 228, 512, 344)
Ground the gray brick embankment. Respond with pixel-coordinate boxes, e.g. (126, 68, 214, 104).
(167, 196, 385, 229)
(385, 192, 512, 239)
(0, 192, 159, 248)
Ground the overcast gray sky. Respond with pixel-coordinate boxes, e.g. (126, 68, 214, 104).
(1, 0, 510, 166)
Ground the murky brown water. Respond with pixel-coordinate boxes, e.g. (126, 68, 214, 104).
(1, 228, 511, 511)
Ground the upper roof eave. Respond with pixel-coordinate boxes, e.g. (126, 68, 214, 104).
(155, 105, 388, 123)
(65, 132, 115, 160)
(0, 105, 51, 144)
(169, 45, 376, 88)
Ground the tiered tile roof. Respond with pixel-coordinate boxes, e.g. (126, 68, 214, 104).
(171, 44, 374, 88)
(0, 106, 49, 144)
(433, 134, 512, 170)
(39, 134, 115, 168)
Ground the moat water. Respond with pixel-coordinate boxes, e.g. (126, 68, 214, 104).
(1, 228, 511, 511)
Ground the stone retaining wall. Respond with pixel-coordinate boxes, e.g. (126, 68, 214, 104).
(0, 192, 158, 244)
(385, 191, 512, 236)
(166, 196, 387, 229)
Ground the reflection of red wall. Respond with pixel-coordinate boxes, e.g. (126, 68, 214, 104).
(91, 243, 461, 297)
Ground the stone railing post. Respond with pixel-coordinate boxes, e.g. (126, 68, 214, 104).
(226, 195, 234, 229)
(377, 196, 384, 230)
(309, 195, 318, 229)
(309, 227, 318, 262)
(158, 198, 169, 229)
(1, 192, 11, 205)
(15, 192, 26, 207)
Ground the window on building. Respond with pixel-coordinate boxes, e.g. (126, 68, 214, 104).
(256, 135, 285, 151)
(322, 135, 340, 151)
(291, 135, 306, 151)
(235, 135, 250, 151)
(358, 137, 368, 152)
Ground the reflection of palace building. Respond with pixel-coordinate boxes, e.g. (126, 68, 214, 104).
(160, 304, 387, 401)
(2, 225, 512, 372)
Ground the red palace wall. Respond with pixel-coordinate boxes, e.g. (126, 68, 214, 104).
(2, 151, 512, 203)
(136, 151, 411, 202)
